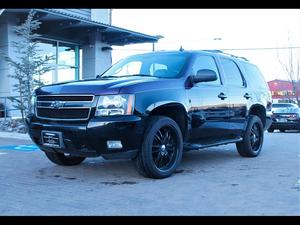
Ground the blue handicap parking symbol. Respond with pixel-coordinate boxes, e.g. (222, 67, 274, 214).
(0, 145, 39, 151)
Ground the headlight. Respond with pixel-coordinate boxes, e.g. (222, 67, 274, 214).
(95, 94, 135, 116)
(288, 114, 299, 120)
(30, 95, 36, 114)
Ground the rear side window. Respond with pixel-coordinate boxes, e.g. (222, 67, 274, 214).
(191, 55, 221, 85)
(220, 58, 244, 87)
(241, 62, 268, 90)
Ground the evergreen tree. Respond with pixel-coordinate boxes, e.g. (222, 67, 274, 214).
(3, 10, 54, 121)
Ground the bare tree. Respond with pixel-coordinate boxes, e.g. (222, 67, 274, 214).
(277, 42, 300, 106)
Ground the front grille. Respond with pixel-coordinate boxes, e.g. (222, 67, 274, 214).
(273, 113, 295, 118)
(36, 95, 94, 121)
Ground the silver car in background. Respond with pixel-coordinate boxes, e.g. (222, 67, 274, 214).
(268, 103, 300, 132)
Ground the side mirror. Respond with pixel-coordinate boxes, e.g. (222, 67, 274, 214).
(190, 69, 217, 84)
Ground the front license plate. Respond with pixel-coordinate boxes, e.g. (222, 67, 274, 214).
(41, 131, 63, 148)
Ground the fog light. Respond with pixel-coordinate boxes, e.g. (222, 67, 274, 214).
(107, 140, 123, 149)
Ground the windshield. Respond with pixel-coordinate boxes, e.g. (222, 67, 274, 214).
(273, 107, 300, 114)
(101, 53, 189, 79)
(272, 103, 297, 108)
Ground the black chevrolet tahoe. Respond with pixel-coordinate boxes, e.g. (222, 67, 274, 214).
(26, 50, 272, 179)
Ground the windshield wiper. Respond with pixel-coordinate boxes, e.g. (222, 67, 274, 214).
(131, 74, 154, 77)
(100, 74, 157, 79)
(97, 75, 117, 79)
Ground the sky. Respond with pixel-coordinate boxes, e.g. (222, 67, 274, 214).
(111, 9, 300, 82)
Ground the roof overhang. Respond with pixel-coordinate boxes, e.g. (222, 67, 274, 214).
(1, 9, 161, 46)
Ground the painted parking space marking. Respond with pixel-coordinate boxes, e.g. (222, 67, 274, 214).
(0, 145, 39, 151)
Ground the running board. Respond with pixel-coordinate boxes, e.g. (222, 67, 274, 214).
(184, 137, 243, 151)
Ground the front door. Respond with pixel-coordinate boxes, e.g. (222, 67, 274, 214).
(187, 55, 231, 142)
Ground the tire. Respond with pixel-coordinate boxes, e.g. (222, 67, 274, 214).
(45, 151, 86, 166)
(236, 115, 264, 157)
(133, 116, 183, 179)
(267, 128, 274, 133)
(280, 129, 285, 132)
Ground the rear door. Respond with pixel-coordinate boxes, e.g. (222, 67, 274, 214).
(218, 57, 249, 137)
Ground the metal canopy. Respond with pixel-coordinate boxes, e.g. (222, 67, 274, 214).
(2, 9, 161, 46)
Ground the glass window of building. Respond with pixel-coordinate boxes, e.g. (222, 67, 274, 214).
(36, 39, 80, 85)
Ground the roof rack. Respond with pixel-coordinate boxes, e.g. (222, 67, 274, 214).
(202, 50, 223, 53)
(203, 49, 249, 61)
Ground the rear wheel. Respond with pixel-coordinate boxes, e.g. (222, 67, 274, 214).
(267, 128, 274, 133)
(236, 115, 264, 157)
(279, 129, 285, 132)
(45, 151, 86, 166)
(133, 116, 183, 179)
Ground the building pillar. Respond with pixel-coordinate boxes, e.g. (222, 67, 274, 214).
(0, 15, 23, 117)
(82, 31, 112, 80)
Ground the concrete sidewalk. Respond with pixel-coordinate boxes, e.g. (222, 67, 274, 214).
(0, 131, 31, 141)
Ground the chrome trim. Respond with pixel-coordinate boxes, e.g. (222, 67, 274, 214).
(36, 94, 95, 102)
(37, 106, 90, 109)
(36, 101, 93, 103)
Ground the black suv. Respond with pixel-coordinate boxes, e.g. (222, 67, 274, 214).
(26, 50, 272, 179)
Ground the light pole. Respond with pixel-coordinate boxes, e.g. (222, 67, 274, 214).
(152, 35, 164, 52)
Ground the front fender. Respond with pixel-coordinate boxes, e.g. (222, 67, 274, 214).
(134, 88, 189, 116)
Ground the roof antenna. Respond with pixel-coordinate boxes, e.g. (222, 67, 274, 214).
(179, 46, 184, 51)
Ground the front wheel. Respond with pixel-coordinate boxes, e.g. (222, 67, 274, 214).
(45, 151, 86, 166)
(236, 115, 264, 157)
(133, 116, 183, 179)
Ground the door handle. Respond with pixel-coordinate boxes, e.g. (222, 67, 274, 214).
(244, 93, 251, 99)
(218, 92, 227, 100)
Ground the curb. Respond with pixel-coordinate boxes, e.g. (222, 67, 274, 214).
(0, 131, 31, 141)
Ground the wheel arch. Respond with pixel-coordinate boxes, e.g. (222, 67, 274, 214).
(147, 102, 188, 140)
(248, 104, 266, 127)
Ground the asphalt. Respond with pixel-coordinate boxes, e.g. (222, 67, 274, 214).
(0, 131, 299, 215)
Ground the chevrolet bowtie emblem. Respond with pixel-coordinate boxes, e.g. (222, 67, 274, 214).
(50, 101, 65, 109)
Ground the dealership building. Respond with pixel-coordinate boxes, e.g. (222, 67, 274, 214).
(0, 9, 160, 117)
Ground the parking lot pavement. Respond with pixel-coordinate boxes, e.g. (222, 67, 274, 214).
(0, 131, 299, 215)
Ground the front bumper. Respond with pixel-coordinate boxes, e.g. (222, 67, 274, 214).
(26, 114, 145, 159)
(269, 121, 300, 130)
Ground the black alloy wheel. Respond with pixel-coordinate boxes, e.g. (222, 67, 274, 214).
(151, 125, 178, 171)
(236, 115, 264, 157)
(249, 122, 263, 152)
(133, 116, 183, 179)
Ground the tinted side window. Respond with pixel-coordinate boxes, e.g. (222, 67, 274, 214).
(149, 63, 168, 77)
(220, 58, 244, 87)
(241, 62, 268, 90)
(192, 55, 221, 85)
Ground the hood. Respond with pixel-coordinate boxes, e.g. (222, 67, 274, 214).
(36, 76, 183, 96)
